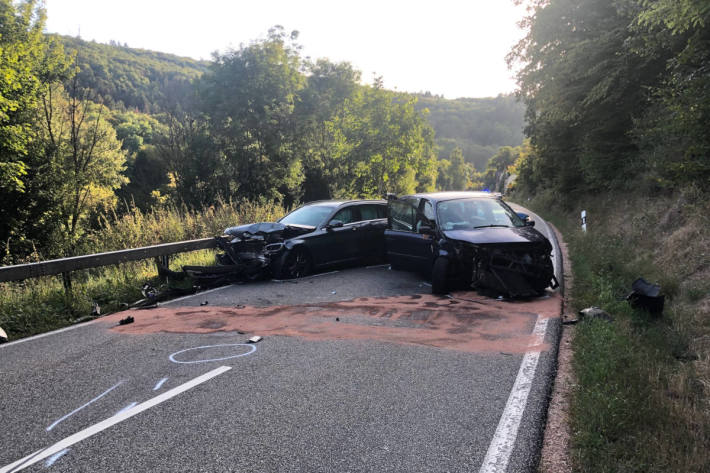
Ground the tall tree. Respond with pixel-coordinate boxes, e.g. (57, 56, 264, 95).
(0, 0, 68, 258)
(37, 80, 127, 251)
(199, 26, 305, 203)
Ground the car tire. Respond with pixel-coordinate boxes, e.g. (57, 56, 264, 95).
(431, 257, 449, 295)
(278, 247, 312, 279)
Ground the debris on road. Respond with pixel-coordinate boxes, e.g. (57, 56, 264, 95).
(626, 278, 664, 314)
(579, 307, 613, 323)
(0, 326, 7, 343)
(118, 316, 135, 325)
(200, 301, 209, 306)
(247, 335, 263, 344)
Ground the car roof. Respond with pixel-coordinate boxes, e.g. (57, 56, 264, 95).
(302, 199, 386, 207)
(400, 191, 502, 203)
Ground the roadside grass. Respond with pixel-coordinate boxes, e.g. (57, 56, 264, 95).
(522, 187, 710, 473)
(0, 200, 286, 341)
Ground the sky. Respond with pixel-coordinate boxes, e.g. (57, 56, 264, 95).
(45, 0, 528, 99)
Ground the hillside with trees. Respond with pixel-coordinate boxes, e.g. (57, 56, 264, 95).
(55, 35, 208, 112)
(416, 94, 524, 170)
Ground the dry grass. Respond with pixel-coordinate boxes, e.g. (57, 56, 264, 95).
(524, 185, 710, 472)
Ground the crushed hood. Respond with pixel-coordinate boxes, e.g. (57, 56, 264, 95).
(443, 226, 551, 248)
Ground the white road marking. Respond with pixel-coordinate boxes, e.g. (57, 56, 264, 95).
(0, 366, 231, 473)
(169, 343, 256, 364)
(44, 449, 69, 468)
(479, 315, 549, 473)
(0, 319, 102, 349)
(46, 381, 124, 431)
(158, 284, 238, 306)
(153, 377, 169, 390)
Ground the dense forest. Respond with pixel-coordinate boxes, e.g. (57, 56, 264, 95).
(507, 0, 709, 195)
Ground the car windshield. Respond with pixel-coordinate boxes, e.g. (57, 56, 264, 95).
(437, 198, 525, 231)
(279, 204, 334, 227)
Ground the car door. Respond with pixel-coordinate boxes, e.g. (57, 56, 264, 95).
(312, 205, 363, 267)
(385, 198, 434, 272)
(354, 203, 388, 259)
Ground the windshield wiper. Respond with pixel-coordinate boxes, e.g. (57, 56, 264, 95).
(473, 224, 511, 229)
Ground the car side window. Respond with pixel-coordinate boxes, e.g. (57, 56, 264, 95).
(359, 204, 386, 221)
(389, 200, 417, 231)
(331, 207, 359, 225)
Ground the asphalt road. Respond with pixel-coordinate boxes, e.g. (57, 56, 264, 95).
(0, 205, 562, 473)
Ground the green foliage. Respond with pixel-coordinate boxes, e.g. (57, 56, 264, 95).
(511, 0, 709, 194)
(483, 145, 519, 191)
(198, 27, 305, 203)
(35, 82, 127, 251)
(436, 147, 474, 190)
(0, 1, 70, 257)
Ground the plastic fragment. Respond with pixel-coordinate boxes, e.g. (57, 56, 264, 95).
(247, 335, 263, 343)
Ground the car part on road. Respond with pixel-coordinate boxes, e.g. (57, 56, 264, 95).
(626, 278, 665, 314)
(118, 316, 134, 325)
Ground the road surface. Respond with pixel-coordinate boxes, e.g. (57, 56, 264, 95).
(0, 206, 562, 473)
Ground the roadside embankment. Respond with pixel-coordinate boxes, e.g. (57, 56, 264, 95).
(526, 186, 709, 473)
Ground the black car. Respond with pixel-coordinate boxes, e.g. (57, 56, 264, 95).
(217, 200, 387, 280)
(385, 192, 557, 297)
(271, 199, 387, 278)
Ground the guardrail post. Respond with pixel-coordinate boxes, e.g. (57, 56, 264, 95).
(61, 271, 73, 302)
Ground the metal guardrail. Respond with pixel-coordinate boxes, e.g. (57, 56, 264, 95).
(0, 238, 217, 284)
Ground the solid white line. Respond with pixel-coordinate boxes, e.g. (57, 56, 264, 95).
(0, 365, 231, 473)
(479, 316, 549, 473)
(46, 381, 124, 431)
(159, 284, 236, 306)
(0, 319, 103, 349)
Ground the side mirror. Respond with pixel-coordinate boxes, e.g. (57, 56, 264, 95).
(418, 225, 434, 234)
(326, 219, 344, 230)
(516, 212, 535, 227)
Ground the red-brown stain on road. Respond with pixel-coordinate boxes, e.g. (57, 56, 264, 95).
(107, 291, 562, 353)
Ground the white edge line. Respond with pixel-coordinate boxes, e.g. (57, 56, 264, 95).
(158, 284, 237, 306)
(0, 365, 231, 473)
(46, 381, 124, 431)
(0, 318, 103, 349)
(479, 315, 549, 473)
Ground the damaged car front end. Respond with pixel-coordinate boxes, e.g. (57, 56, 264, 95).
(386, 192, 558, 298)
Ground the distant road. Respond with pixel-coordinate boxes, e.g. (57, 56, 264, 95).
(0, 206, 561, 473)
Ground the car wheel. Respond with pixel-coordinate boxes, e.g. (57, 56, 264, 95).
(279, 247, 312, 279)
(431, 257, 449, 295)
